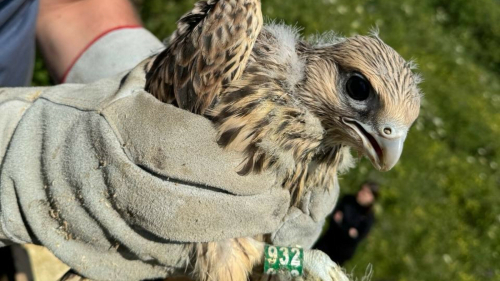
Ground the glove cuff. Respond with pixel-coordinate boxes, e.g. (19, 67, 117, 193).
(62, 27, 165, 84)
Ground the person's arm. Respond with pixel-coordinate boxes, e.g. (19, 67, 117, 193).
(336, 196, 355, 234)
(354, 214, 375, 241)
(0, 62, 286, 280)
(332, 197, 346, 225)
(36, 0, 141, 82)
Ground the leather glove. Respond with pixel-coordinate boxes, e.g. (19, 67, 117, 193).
(61, 24, 340, 252)
(0, 61, 290, 280)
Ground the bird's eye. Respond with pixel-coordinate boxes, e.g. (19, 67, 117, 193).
(346, 73, 371, 101)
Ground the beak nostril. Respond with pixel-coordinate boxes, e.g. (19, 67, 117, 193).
(383, 128, 392, 135)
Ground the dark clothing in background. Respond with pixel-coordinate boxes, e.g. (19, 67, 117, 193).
(315, 195, 375, 265)
(0, 0, 39, 86)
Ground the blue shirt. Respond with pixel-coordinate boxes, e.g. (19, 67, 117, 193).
(0, 0, 39, 86)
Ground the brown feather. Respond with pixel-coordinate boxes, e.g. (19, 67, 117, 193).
(192, 238, 264, 281)
(145, 0, 263, 114)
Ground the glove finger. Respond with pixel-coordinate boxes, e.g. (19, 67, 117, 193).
(102, 90, 277, 196)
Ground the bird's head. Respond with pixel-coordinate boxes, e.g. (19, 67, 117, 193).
(298, 34, 422, 171)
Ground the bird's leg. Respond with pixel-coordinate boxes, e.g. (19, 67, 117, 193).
(191, 238, 349, 281)
(251, 249, 349, 281)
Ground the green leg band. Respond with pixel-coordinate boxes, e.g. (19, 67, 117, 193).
(263, 244, 304, 276)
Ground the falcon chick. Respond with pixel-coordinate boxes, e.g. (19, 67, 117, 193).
(145, 0, 421, 280)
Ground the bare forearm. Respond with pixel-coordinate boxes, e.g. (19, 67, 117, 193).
(36, 0, 141, 82)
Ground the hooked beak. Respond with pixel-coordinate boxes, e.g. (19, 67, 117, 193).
(341, 117, 407, 171)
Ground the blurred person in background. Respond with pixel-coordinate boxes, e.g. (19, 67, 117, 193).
(315, 181, 379, 265)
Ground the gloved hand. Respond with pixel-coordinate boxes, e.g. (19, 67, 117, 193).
(271, 180, 340, 249)
(0, 61, 290, 280)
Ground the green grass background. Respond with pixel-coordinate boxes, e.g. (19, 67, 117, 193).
(32, 0, 500, 280)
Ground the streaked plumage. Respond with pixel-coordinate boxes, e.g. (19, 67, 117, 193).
(146, 0, 262, 114)
(144, 0, 422, 280)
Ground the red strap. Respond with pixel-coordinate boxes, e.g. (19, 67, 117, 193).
(60, 25, 142, 83)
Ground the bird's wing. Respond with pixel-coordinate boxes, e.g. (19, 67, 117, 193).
(145, 0, 263, 114)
